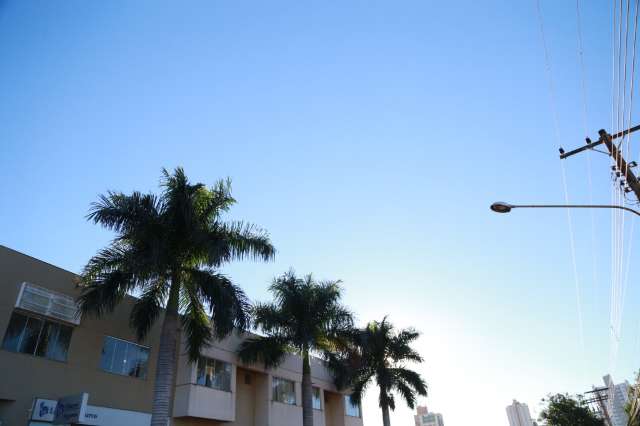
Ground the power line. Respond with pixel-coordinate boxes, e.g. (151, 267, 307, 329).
(535, 0, 586, 358)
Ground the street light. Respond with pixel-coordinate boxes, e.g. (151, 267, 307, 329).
(490, 201, 640, 217)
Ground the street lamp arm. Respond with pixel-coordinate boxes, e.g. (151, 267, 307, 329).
(490, 202, 640, 217)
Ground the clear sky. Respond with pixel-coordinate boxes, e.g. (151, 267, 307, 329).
(1, 1, 638, 425)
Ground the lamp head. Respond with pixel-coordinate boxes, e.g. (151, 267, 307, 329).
(490, 202, 513, 213)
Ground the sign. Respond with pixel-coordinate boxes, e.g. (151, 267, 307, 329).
(31, 397, 151, 426)
(53, 393, 88, 425)
(76, 405, 151, 426)
(31, 399, 57, 422)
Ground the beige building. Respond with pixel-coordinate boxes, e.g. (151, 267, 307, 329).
(0, 245, 363, 426)
(414, 405, 444, 426)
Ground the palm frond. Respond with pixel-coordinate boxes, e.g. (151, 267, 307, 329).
(238, 335, 290, 369)
(80, 244, 130, 279)
(253, 302, 289, 334)
(394, 379, 417, 409)
(379, 392, 395, 411)
(348, 365, 375, 405)
(77, 270, 136, 317)
(341, 316, 426, 412)
(130, 282, 167, 341)
(180, 282, 213, 362)
(393, 367, 428, 396)
(202, 177, 236, 217)
(187, 268, 251, 338)
(388, 328, 422, 363)
(87, 191, 160, 234)
(218, 221, 276, 262)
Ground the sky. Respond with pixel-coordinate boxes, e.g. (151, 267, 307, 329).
(1, 1, 639, 425)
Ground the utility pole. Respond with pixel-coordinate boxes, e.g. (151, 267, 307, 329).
(559, 127, 640, 201)
(584, 387, 612, 426)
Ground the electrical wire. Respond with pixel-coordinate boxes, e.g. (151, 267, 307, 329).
(576, 0, 601, 342)
(535, 0, 586, 358)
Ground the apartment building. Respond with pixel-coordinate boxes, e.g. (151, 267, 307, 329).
(0, 245, 363, 426)
(506, 400, 533, 426)
(413, 406, 444, 426)
(602, 374, 630, 426)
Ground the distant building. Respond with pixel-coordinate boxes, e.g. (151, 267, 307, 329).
(414, 405, 444, 426)
(603, 374, 630, 426)
(506, 399, 533, 426)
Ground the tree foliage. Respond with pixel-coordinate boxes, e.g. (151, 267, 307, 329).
(329, 316, 426, 426)
(238, 269, 353, 367)
(539, 393, 604, 426)
(626, 371, 640, 426)
(78, 167, 276, 360)
(238, 270, 353, 426)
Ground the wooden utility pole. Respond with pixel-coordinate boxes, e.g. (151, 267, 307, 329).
(584, 387, 613, 426)
(560, 127, 640, 201)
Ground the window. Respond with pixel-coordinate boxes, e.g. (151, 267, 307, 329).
(2, 312, 72, 361)
(345, 395, 361, 417)
(100, 336, 149, 379)
(196, 357, 232, 391)
(273, 377, 296, 405)
(312, 387, 322, 410)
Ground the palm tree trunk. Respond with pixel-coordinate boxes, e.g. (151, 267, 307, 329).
(150, 278, 181, 426)
(381, 403, 391, 426)
(301, 347, 314, 426)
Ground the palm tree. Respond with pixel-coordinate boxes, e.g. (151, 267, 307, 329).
(336, 317, 427, 426)
(237, 270, 354, 426)
(626, 371, 640, 426)
(77, 167, 275, 426)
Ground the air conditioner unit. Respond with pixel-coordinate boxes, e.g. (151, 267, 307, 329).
(15, 282, 81, 325)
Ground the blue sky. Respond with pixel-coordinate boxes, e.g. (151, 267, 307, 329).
(1, 1, 638, 425)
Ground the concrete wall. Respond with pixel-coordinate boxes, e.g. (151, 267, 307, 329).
(0, 245, 162, 426)
(253, 370, 270, 426)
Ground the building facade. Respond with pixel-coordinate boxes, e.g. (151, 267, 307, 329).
(506, 399, 533, 426)
(0, 245, 363, 426)
(414, 405, 444, 426)
(603, 374, 630, 426)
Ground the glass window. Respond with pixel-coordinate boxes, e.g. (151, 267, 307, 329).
(196, 357, 232, 392)
(2, 313, 27, 352)
(1, 312, 73, 362)
(273, 377, 296, 405)
(345, 395, 361, 417)
(20, 316, 43, 355)
(312, 387, 322, 410)
(99, 336, 149, 379)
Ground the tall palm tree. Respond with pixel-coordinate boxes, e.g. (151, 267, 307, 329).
(78, 168, 275, 426)
(237, 270, 354, 426)
(334, 317, 427, 426)
(626, 371, 640, 426)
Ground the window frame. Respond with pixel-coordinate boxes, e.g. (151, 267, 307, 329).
(272, 376, 297, 405)
(344, 395, 361, 418)
(195, 356, 233, 392)
(99, 335, 150, 380)
(1, 310, 73, 362)
(312, 387, 322, 410)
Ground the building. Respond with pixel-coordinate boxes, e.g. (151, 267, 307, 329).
(602, 374, 630, 426)
(414, 405, 444, 426)
(506, 399, 533, 426)
(0, 245, 364, 426)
